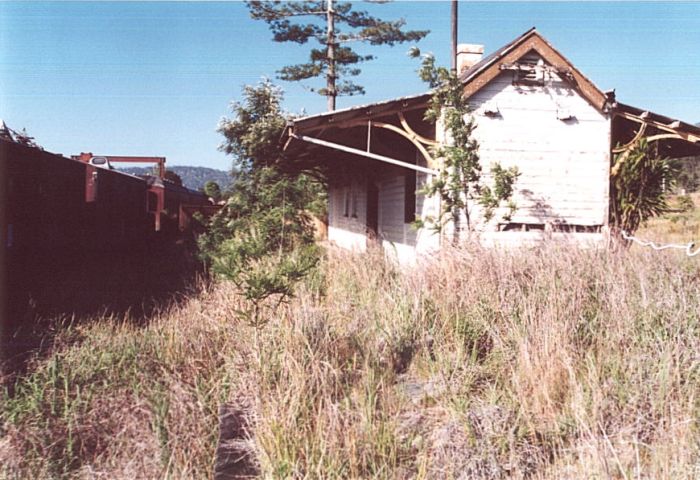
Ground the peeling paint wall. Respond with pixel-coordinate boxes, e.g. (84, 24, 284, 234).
(468, 58, 611, 231)
(326, 54, 612, 261)
(327, 178, 368, 252)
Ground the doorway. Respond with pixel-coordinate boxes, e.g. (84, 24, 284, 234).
(366, 180, 378, 240)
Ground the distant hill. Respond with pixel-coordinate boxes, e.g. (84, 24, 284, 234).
(119, 166, 233, 191)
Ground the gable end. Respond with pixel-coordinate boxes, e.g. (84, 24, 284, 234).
(462, 31, 608, 113)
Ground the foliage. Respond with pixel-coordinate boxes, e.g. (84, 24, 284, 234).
(669, 155, 700, 193)
(637, 192, 700, 246)
(0, 122, 43, 149)
(218, 80, 288, 169)
(412, 49, 519, 241)
(247, 0, 428, 110)
(199, 79, 324, 326)
(200, 167, 322, 327)
(164, 169, 183, 186)
(611, 139, 674, 233)
(676, 193, 695, 213)
(203, 181, 222, 201)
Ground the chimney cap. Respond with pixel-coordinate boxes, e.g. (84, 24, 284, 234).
(457, 44, 484, 55)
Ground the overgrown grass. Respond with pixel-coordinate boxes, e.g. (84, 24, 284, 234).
(638, 192, 700, 244)
(2, 241, 699, 478)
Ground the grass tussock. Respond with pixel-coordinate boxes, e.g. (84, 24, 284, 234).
(2, 242, 700, 479)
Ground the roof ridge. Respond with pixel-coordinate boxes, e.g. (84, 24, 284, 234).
(458, 27, 539, 82)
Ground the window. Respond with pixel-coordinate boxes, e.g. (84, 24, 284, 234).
(343, 186, 350, 217)
(404, 170, 416, 223)
(351, 183, 358, 218)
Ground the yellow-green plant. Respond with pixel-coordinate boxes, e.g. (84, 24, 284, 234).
(611, 138, 673, 233)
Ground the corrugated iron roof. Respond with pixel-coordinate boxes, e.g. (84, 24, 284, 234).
(287, 27, 582, 134)
(616, 102, 700, 138)
(290, 91, 431, 131)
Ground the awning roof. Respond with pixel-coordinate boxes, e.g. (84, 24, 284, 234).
(612, 102, 700, 158)
(285, 28, 612, 138)
(289, 91, 431, 133)
(616, 102, 700, 140)
(282, 28, 700, 171)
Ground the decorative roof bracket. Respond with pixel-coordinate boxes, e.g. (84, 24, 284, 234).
(345, 112, 439, 169)
(289, 132, 438, 176)
(611, 109, 700, 176)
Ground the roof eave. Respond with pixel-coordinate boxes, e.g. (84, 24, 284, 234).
(286, 27, 612, 142)
(290, 92, 431, 133)
(616, 102, 700, 138)
(460, 28, 609, 113)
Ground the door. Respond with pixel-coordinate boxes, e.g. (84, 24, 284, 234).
(366, 180, 378, 241)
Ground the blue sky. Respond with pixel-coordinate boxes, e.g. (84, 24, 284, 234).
(1, 1, 699, 171)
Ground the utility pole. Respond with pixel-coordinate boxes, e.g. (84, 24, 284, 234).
(326, 0, 336, 111)
(451, 0, 458, 74)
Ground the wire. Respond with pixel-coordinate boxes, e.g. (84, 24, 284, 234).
(621, 230, 700, 257)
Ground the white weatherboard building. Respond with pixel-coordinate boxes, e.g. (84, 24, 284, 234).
(283, 29, 700, 263)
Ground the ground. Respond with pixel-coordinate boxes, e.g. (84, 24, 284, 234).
(1, 198, 699, 479)
(637, 192, 700, 247)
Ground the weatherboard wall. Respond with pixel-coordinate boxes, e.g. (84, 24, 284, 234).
(327, 168, 440, 262)
(466, 64, 611, 229)
(328, 179, 367, 252)
(376, 169, 440, 263)
(327, 55, 611, 259)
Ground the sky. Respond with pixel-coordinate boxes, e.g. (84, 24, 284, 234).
(1, 1, 699, 171)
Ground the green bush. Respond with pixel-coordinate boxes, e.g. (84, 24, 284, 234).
(198, 80, 325, 324)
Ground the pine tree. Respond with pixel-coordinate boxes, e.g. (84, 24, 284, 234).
(199, 79, 324, 326)
(246, 0, 429, 110)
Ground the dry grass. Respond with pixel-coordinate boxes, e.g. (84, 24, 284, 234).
(637, 192, 700, 245)
(2, 238, 700, 479)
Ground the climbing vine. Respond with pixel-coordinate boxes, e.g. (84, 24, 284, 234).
(411, 49, 520, 243)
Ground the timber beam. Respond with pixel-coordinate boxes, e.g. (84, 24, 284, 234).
(289, 133, 438, 176)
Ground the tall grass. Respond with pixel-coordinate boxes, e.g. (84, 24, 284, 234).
(2, 242, 699, 478)
(638, 192, 700, 245)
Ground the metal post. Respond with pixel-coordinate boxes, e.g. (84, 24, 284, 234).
(327, 0, 336, 111)
(451, 0, 458, 74)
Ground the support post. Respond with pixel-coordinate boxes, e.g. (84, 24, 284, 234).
(451, 0, 458, 74)
(327, 0, 336, 111)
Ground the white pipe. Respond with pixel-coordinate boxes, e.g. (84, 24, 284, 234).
(290, 132, 438, 176)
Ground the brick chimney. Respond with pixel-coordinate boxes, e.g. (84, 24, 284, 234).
(456, 44, 484, 74)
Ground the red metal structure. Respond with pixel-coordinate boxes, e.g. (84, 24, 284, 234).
(72, 152, 166, 178)
(2, 140, 216, 351)
(73, 153, 168, 231)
